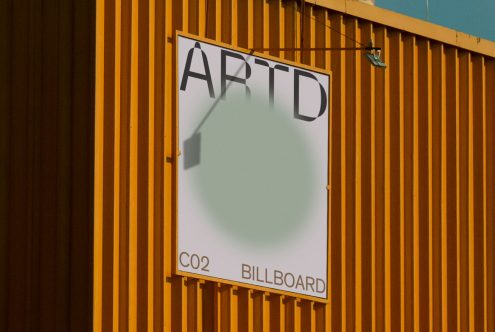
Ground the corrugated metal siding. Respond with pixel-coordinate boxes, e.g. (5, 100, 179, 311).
(0, 0, 95, 331)
(93, 0, 495, 331)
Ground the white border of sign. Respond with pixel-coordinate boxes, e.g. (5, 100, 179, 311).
(175, 32, 331, 303)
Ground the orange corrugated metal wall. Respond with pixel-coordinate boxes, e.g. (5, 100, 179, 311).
(0, 0, 95, 331)
(93, 0, 495, 331)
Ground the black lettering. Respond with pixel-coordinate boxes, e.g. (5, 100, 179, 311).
(293, 69, 327, 121)
(242, 264, 251, 280)
(180, 42, 215, 98)
(200, 256, 210, 272)
(190, 254, 200, 269)
(264, 268, 273, 284)
(284, 273, 295, 288)
(305, 276, 315, 292)
(254, 59, 289, 107)
(295, 275, 305, 290)
(179, 252, 190, 268)
(274, 270, 284, 285)
(255, 266, 264, 282)
(221, 49, 251, 99)
(316, 278, 326, 293)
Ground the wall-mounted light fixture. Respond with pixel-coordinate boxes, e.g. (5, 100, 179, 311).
(364, 42, 387, 68)
(251, 41, 386, 69)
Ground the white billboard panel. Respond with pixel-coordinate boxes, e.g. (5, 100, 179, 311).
(176, 33, 330, 301)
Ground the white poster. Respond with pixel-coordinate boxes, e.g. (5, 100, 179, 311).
(176, 33, 330, 300)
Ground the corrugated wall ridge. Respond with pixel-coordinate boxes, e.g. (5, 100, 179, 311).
(93, 0, 495, 331)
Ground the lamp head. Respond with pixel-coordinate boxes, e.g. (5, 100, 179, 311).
(364, 40, 387, 68)
(365, 51, 387, 68)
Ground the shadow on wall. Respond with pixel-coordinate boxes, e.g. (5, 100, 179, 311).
(0, 0, 95, 331)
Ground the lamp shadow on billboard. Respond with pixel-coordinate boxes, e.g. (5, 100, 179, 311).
(183, 52, 254, 170)
(184, 132, 201, 170)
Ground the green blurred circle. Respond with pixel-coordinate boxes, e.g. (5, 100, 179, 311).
(193, 97, 315, 246)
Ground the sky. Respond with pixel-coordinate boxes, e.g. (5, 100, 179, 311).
(376, 0, 495, 42)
